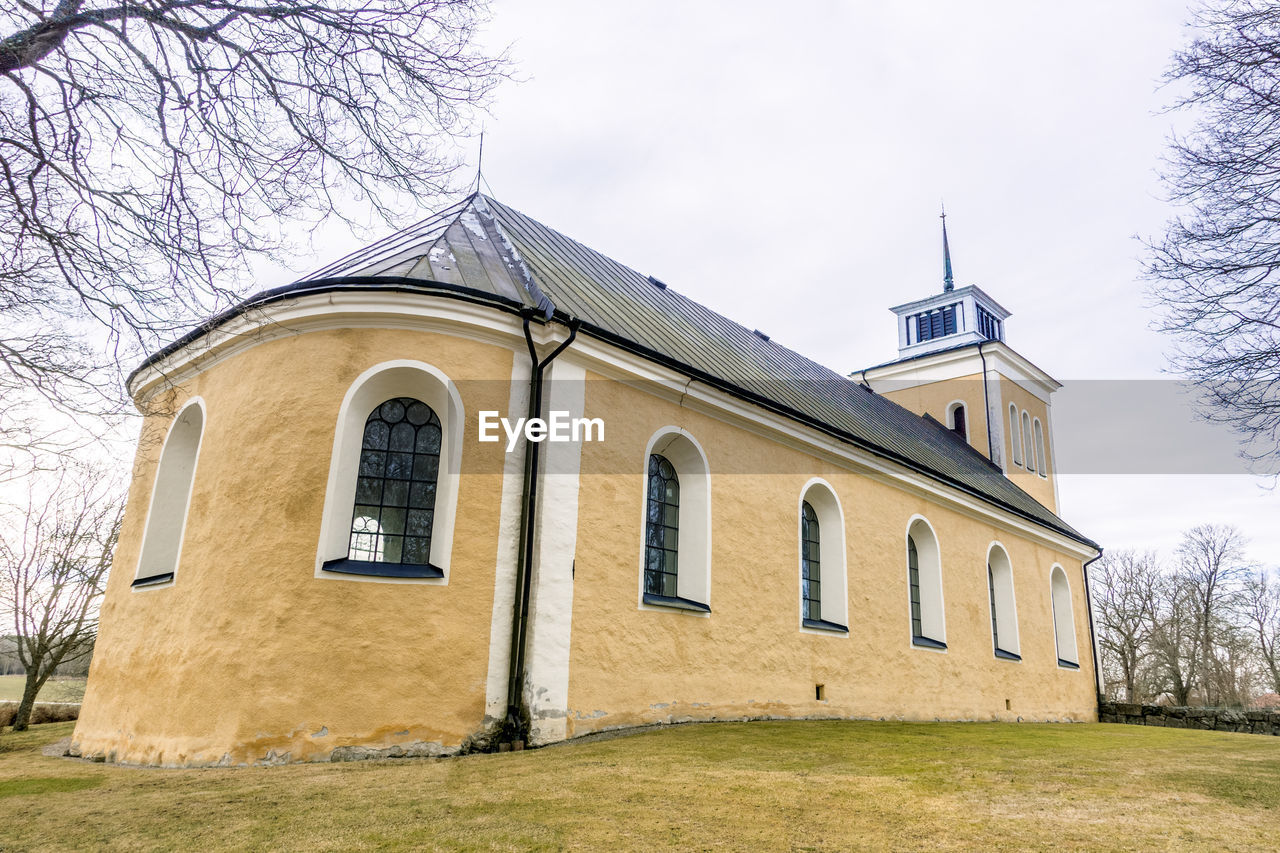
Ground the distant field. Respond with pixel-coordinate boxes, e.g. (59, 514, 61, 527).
(2, 718, 1280, 850)
(0, 675, 87, 703)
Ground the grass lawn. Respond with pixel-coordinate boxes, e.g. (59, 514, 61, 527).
(2, 720, 1279, 851)
(0, 675, 87, 703)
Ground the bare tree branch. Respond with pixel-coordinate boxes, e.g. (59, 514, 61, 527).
(1149, 1, 1280, 471)
(0, 0, 504, 434)
(0, 461, 122, 730)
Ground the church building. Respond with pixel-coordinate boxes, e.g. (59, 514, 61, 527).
(72, 195, 1101, 766)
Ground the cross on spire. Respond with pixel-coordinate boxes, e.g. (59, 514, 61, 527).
(941, 203, 954, 292)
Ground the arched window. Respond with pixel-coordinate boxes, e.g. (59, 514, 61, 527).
(640, 428, 711, 612)
(341, 396, 442, 569)
(1050, 566, 1079, 668)
(1021, 410, 1035, 472)
(907, 517, 946, 649)
(316, 360, 463, 582)
(948, 402, 968, 442)
(1033, 418, 1047, 477)
(645, 454, 680, 598)
(987, 544, 1021, 660)
(1008, 404, 1022, 466)
(801, 502, 821, 619)
(799, 480, 848, 633)
(135, 399, 206, 588)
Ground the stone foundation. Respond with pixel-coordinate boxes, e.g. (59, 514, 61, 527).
(1099, 701, 1280, 735)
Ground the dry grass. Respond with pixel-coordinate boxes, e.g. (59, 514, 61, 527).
(0, 675, 87, 703)
(1, 720, 1278, 851)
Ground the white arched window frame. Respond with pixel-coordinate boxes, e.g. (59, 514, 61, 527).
(134, 397, 207, 589)
(1008, 404, 1022, 466)
(986, 542, 1021, 661)
(1033, 418, 1047, 478)
(1021, 410, 1035, 473)
(1050, 565, 1080, 669)
(946, 400, 968, 443)
(906, 516, 946, 650)
(315, 360, 464, 584)
(639, 427, 712, 614)
(798, 479, 849, 635)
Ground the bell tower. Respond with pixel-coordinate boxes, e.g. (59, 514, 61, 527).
(849, 210, 1063, 513)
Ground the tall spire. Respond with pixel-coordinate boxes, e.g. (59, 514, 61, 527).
(941, 203, 954, 292)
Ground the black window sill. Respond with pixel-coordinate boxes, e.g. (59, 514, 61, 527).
(994, 648, 1022, 661)
(802, 618, 849, 634)
(912, 635, 947, 650)
(131, 572, 174, 588)
(642, 592, 710, 613)
(1057, 658, 1080, 670)
(322, 558, 443, 579)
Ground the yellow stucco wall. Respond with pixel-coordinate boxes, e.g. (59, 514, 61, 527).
(74, 319, 1095, 766)
(72, 328, 517, 766)
(566, 373, 1096, 737)
(879, 372, 989, 457)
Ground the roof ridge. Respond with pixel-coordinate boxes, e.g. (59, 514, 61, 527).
(473, 195, 555, 319)
(298, 193, 478, 283)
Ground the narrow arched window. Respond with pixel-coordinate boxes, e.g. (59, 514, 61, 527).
(1021, 410, 1035, 472)
(988, 564, 1000, 647)
(801, 501, 821, 620)
(987, 545, 1021, 660)
(1051, 566, 1079, 668)
(134, 400, 205, 588)
(1033, 418, 1047, 476)
(949, 403, 967, 442)
(1008, 404, 1022, 466)
(907, 518, 946, 649)
(347, 397, 441, 569)
(908, 536, 923, 638)
(645, 453, 680, 598)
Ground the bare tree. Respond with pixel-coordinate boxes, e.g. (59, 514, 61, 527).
(1148, 569, 1202, 705)
(0, 465, 122, 730)
(0, 0, 503, 431)
(1243, 568, 1280, 694)
(1175, 524, 1250, 705)
(1148, 1, 1280, 470)
(1093, 550, 1161, 702)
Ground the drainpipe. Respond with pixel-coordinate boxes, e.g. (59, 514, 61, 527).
(1082, 548, 1105, 705)
(504, 310, 579, 744)
(978, 341, 995, 462)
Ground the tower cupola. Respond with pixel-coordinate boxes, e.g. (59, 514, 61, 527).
(888, 211, 1011, 360)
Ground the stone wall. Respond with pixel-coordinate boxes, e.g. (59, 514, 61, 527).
(1099, 701, 1280, 735)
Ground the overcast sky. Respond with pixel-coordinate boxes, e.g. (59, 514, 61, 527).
(259, 1, 1280, 567)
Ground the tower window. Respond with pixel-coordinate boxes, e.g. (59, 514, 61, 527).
(1008, 404, 1022, 467)
(977, 305, 1003, 341)
(948, 403, 967, 442)
(910, 303, 960, 344)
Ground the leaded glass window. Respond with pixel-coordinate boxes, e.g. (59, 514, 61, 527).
(348, 397, 441, 566)
(802, 501, 821, 620)
(908, 535, 922, 638)
(988, 563, 1000, 651)
(644, 454, 680, 597)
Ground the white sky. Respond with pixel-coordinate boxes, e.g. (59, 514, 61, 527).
(256, 1, 1280, 567)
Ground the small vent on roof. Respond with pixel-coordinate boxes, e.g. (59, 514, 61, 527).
(753, 329, 771, 342)
(647, 275, 668, 290)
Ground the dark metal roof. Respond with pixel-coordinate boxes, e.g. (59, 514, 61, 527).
(144, 193, 1095, 548)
